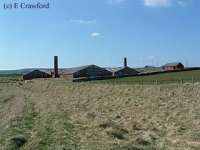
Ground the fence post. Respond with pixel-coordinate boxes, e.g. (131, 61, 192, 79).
(192, 76, 194, 84)
(180, 79, 183, 85)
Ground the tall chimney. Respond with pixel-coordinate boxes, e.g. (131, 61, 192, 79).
(54, 56, 59, 78)
(124, 57, 127, 67)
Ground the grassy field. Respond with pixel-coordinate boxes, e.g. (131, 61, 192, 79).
(1, 77, 200, 149)
(95, 70, 200, 84)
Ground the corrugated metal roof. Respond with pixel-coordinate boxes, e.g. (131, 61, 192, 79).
(24, 70, 51, 76)
(105, 67, 123, 72)
(59, 64, 97, 74)
(23, 69, 52, 75)
(105, 66, 138, 73)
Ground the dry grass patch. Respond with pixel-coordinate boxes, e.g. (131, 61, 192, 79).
(1, 78, 200, 149)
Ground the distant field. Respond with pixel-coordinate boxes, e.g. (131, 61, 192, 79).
(0, 74, 22, 84)
(96, 70, 200, 84)
(135, 66, 162, 73)
(0, 74, 21, 78)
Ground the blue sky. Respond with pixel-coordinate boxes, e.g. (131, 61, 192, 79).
(0, 0, 200, 70)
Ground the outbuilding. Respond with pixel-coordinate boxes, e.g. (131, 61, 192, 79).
(162, 62, 184, 71)
(23, 70, 52, 80)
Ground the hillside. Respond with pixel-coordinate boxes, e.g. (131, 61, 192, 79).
(1, 78, 200, 149)
(0, 69, 51, 75)
(135, 66, 162, 73)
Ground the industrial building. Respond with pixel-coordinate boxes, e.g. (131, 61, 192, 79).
(23, 56, 139, 80)
(60, 64, 113, 79)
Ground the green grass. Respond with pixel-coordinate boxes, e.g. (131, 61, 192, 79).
(136, 67, 162, 73)
(26, 112, 78, 150)
(0, 74, 22, 77)
(0, 82, 78, 150)
(0, 75, 22, 84)
(0, 96, 38, 149)
(95, 70, 200, 84)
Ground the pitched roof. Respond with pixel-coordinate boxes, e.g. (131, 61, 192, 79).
(163, 62, 183, 67)
(24, 69, 51, 75)
(24, 70, 51, 76)
(60, 64, 100, 74)
(105, 67, 123, 72)
(105, 66, 138, 73)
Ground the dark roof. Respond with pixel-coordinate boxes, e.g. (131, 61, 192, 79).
(21, 69, 52, 75)
(25, 70, 51, 75)
(163, 62, 183, 67)
(23, 70, 52, 80)
(105, 66, 138, 73)
(105, 67, 123, 72)
(60, 64, 100, 74)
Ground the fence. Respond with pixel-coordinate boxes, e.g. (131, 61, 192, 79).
(85, 77, 200, 85)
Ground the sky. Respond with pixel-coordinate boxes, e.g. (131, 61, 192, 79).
(0, 0, 200, 70)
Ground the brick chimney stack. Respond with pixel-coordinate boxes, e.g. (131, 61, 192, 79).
(124, 57, 127, 67)
(54, 56, 59, 78)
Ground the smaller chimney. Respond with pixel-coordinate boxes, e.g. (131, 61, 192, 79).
(54, 56, 59, 78)
(124, 57, 127, 67)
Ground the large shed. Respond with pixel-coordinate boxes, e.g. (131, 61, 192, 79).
(106, 66, 139, 77)
(60, 64, 113, 79)
(23, 70, 52, 80)
(162, 62, 184, 71)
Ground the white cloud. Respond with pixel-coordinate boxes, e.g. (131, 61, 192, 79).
(144, 0, 172, 7)
(108, 0, 126, 5)
(148, 55, 156, 60)
(177, 0, 186, 6)
(90, 32, 101, 38)
(144, 0, 188, 7)
(69, 19, 96, 25)
(107, 0, 187, 7)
